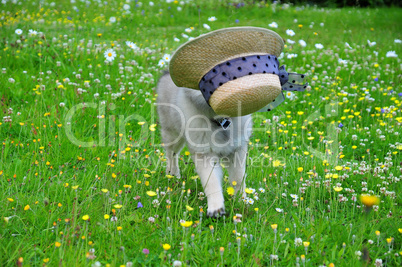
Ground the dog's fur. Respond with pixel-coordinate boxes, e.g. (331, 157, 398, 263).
(156, 72, 252, 217)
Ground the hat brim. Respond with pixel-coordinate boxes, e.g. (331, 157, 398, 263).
(169, 27, 285, 89)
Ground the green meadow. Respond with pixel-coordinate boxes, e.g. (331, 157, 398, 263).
(0, 0, 401, 266)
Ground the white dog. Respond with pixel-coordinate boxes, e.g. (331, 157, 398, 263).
(156, 72, 252, 217)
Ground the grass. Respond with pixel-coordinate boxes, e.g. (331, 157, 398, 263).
(1, 0, 401, 266)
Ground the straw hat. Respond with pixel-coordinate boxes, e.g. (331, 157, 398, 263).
(169, 27, 302, 117)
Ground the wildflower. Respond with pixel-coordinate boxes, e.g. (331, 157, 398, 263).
(123, 4, 130, 10)
(186, 205, 193, 211)
(55, 242, 61, 248)
(114, 204, 122, 209)
(297, 167, 303, 172)
(101, 189, 109, 193)
(269, 22, 278, 28)
(137, 202, 143, 208)
(15, 29, 23, 35)
(162, 243, 171, 250)
(180, 221, 193, 228)
(104, 214, 110, 219)
(286, 29, 295, 36)
(294, 237, 302, 246)
(360, 194, 380, 207)
(395, 39, 402, 43)
(208, 16, 217, 22)
(298, 39, 306, 47)
(109, 17, 116, 23)
(173, 261, 182, 267)
(82, 215, 89, 221)
(142, 248, 149, 254)
(28, 29, 38, 36)
(227, 187, 235, 196)
(375, 259, 383, 267)
(367, 40, 376, 47)
(24, 205, 30, 211)
(333, 186, 343, 192)
(275, 208, 283, 213)
(125, 41, 138, 50)
(386, 51, 398, 58)
(7, 198, 13, 202)
(203, 24, 211, 30)
(271, 224, 278, 230)
(104, 49, 116, 62)
(146, 191, 157, 197)
(315, 43, 324, 49)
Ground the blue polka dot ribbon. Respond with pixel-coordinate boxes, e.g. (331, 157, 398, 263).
(198, 54, 308, 112)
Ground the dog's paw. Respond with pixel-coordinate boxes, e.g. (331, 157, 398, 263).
(207, 208, 226, 218)
(207, 204, 226, 218)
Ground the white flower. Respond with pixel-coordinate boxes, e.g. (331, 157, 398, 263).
(109, 17, 116, 23)
(375, 259, 382, 267)
(345, 42, 353, 49)
(174, 37, 180, 42)
(247, 198, 254, 205)
(275, 208, 283, 213)
(298, 39, 306, 47)
(162, 54, 171, 62)
(15, 29, 22, 35)
(315, 43, 324, 49)
(270, 254, 279, 260)
(149, 1, 154, 6)
(185, 28, 192, 33)
(338, 58, 348, 65)
(269, 22, 278, 28)
(287, 54, 298, 59)
(287, 39, 295, 44)
(158, 59, 166, 67)
(104, 49, 116, 62)
(28, 29, 38, 36)
(294, 238, 302, 246)
(320, 22, 324, 27)
(8, 78, 15, 83)
(286, 29, 295, 36)
(285, 91, 295, 100)
(203, 23, 210, 30)
(123, 4, 130, 10)
(173, 261, 182, 267)
(386, 51, 398, 58)
(125, 41, 138, 50)
(258, 188, 265, 193)
(367, 40, 376, 47)
(181, 33, 189, 39)
(373, 51, 378, 56)
(355, 251, 362, 257)
(395, 39, 402, 44)
(208, 16, 217, 22)
(290, 194, 298, 200)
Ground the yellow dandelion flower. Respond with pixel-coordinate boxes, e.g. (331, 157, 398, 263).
(360, 194, 380, 207)
(101, 189, 109, 193)
(186, 205, 194, 211)
(375, 231, 380, 236)
(180, 221, 193, 228)
(297, 167, 304, 172)
(104, 214, 110, 219)
(7, 198, 14, 202)
(24, 205, 30, 211)
(82, 215, 89, 221)
(162, 243, 171, 250)
(146, 191, 157, 197)
(271, 224, 278, 230)
(227, 187, 235, 196)
(335, 166, 343, 171)
(114, 204, 123, 209)
(245, 188, 253, 194)
(333, 186, 343, 192)
(303, 241, 310, 247)
(55, 242, 61, 248)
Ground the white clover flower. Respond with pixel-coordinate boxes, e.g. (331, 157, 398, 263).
(294, 238, 302, 246)
(286, 29, 295, 36)
(123, 4, 130, 10)
(386, 51, 398, 58)
(315, 43, 324, 49)
(269, 22, 278, 28)
(109, 17, 116, 23)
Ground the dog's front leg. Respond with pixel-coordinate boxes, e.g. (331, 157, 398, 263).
(227, 147, 247, 199)
(193, 153, 225, 217)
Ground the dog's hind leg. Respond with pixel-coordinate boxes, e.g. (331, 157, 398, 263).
(193, 153, 225, 217)
(227, 147, 247, 199)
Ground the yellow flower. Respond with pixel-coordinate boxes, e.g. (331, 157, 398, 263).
(104, 214, 110, 219)
(398, 228, 402, 234)
(146, 191, 157, 197)
(285, 228, 289, 232)
(7, 198, 14, 202)
(162, 243, 171, 250)
(72, 185, 79, 190)
(333, 186, 343, 192)
(386, 237, 392, 244)
(24, 205, 30, 211)
(245, 188, 253, 194)
(360, 194, 380, 207)
(101, 189, 109, 193)
(271, 224, 278, 230)
(180, 221, 193, 228)
(375, 231, 380, 236)
(55, 242, 61, 248)
(58, 203, 62, 207)
(114, 204, 123, 209)
(297, 167, 303, 172)
(186, 205, 194, 211)
(43, 258, 49, 263)
(117, 226, 122, 231)
(335, 166, 343, 171)
(303, 241, 310, 247)
(227, 187, 235, 196)
(82, 215, 89, 221)
(166, 174, 174, 179)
